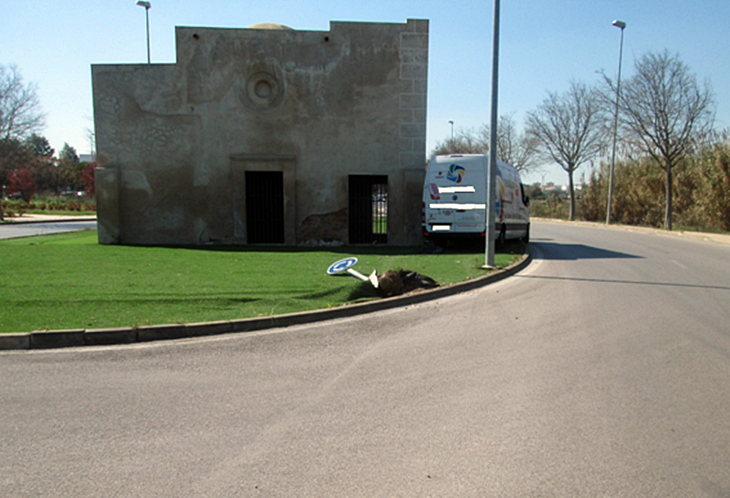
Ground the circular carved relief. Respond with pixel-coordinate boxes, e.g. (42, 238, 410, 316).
(245, 72, 283, 108)
(254, 80, 272, 99)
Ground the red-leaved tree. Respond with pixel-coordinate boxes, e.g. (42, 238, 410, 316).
(8, 167, 37, 203)
(81, 162, 98, 196)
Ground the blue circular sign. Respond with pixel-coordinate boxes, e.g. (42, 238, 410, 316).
(327, 257, 358, 275)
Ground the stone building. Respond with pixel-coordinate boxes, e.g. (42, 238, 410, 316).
(92, 18, 428, 246)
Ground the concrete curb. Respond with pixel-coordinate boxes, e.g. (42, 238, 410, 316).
(0, 252, 531, 351)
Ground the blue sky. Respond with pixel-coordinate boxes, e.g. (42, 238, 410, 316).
(2, 0, 728, 185)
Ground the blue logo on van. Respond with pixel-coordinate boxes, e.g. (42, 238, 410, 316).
(446, 164, 465, 183)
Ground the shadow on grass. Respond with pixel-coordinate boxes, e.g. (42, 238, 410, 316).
(159, 239, 529, 257)
(164, 244, 430, 255)
(298, 287, 349, 300)
(347, 281, 381, 301)
(431, 238, 527, 256)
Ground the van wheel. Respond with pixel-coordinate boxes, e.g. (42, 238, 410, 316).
(433, 237, 448, 249)
(497, 224, 506, 249)
(522, 224, 530, 244)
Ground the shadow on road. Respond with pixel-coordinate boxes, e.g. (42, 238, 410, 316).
(532, 242, 642, 261)
(514, 274, 730, 292)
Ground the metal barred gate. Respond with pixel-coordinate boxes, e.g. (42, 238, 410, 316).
(349, 175, 388, 244)
(246, 171, 285, 244)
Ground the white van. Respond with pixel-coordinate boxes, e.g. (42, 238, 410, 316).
(422, 154, 530, 246)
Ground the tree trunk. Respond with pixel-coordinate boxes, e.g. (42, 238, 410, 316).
(664, 165, 673, 230)
(568, 168, 576, 221)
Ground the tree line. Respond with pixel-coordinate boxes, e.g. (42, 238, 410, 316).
(0, 134, 96, 201)
(433, 50, 721, 231)
(1, 63, 96, 220)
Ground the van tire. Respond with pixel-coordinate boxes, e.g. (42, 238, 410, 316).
(522, 224, 530, 244)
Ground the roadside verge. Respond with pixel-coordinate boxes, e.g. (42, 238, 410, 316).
(0, 253, 531, 351)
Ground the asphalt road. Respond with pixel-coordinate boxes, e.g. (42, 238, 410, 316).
(2, 221, 729, 497)
(0, 220, 97, 240)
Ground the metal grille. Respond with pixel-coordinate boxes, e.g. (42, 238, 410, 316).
(349, 175, 388, 244)
(246, 171, 284, 244)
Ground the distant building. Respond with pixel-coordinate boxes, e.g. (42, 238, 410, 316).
(92, 19, 428, 246)
(540, 183, 581, 201)
(541, 183, 559, 194)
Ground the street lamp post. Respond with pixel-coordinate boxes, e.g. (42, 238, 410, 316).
(136, 1, 152, 64)
(606, 19, 626, 224)
(484, 0, 500, 268)
(449, 120, 454, 140)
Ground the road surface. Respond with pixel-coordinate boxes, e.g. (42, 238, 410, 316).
(2, 221, 729, 497)
(0, 219, 97, 240)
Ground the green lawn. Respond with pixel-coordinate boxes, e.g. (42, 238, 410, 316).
(0, 230, 524, 333)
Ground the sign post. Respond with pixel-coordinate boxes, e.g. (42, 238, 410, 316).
(327, 257, 379, 288)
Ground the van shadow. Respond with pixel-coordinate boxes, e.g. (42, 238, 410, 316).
(532, 242, 642, 261)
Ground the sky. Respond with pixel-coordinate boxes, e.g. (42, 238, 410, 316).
(1, 0, 728, 185)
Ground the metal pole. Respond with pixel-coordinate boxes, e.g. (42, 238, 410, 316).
(485, 0, 500, 268)
(606, 21, 626, 224)
(145, 7, 151, 64)
(137, 1, 152, 64)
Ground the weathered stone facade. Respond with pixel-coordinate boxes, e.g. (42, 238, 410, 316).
(92, 19, 428, 246)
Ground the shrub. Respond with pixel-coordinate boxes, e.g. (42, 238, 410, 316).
(530, 193, 571, 219)
(580, 167, 607, 221)
(676, 142, 730, 231)
(581, 140, 730, 231)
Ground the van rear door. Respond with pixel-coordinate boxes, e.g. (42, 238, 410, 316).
(424, 156, 486, 235)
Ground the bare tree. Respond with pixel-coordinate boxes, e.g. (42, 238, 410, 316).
(526, 81, 607, 220)
(431, 128, 486, 156)
(0, 64, 45, 140)
(431, 114, 539, 173)
(0, 65, 45, 220)
(490, 113, 539, 173)
(86, 127, 97, 161)
(607, 50, 715, 230)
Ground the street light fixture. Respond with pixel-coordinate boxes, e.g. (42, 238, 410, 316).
(606, 19, 626, 224)
(449, 120, 454, 139)
(136, 1, 152, 64)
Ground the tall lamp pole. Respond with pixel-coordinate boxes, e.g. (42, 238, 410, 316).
(485, 0, 500, 268)
(449, 120, 454, 140)
(136, 1, 152, 64)
(606, 19, 626, 224)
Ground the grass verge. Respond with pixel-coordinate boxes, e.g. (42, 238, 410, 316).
(0, 230, 525, 333)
